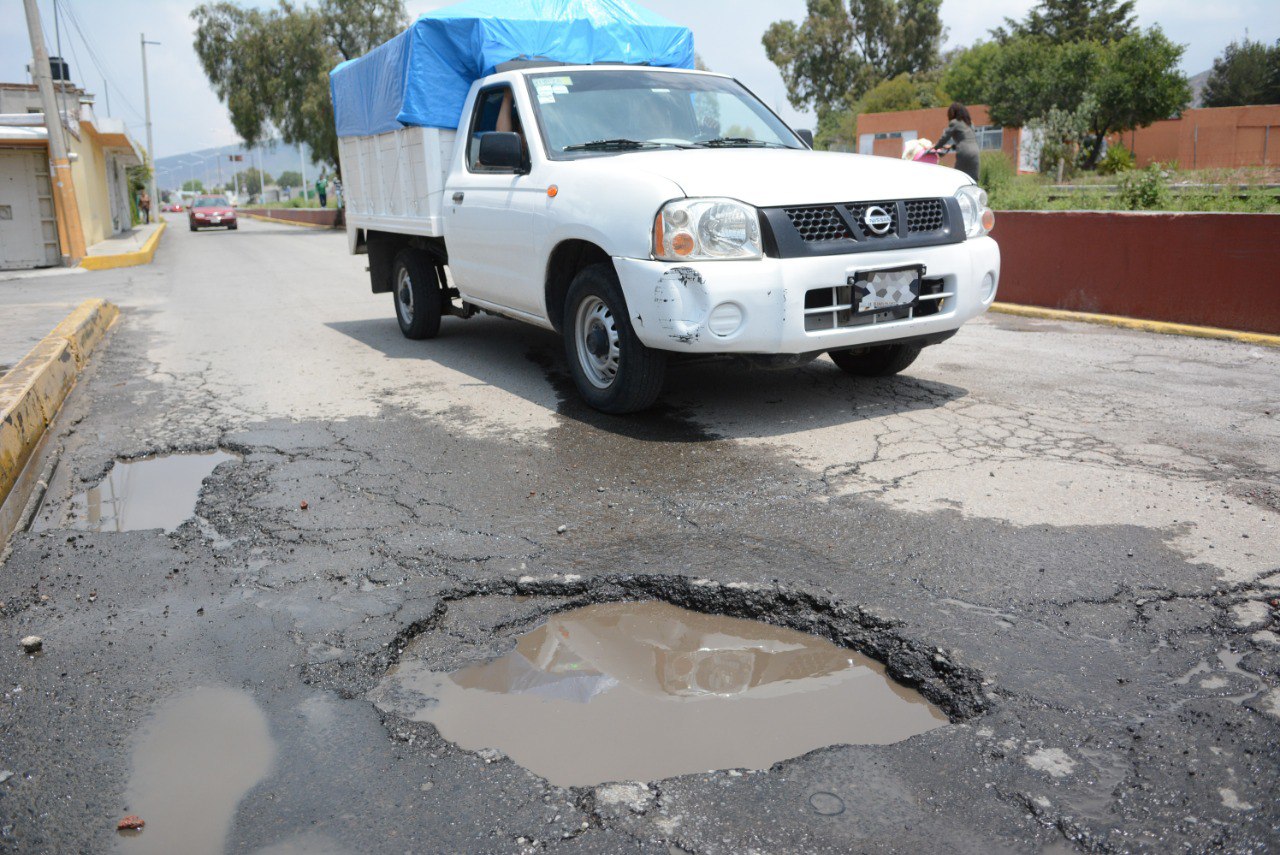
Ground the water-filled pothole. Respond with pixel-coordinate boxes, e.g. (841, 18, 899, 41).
(372, 599, 948, 787)
(119, 686, 275, 855)
(51, 450, 237, 533)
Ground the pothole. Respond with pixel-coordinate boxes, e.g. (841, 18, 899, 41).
(41, 450, 238, 533)
(119, 686, 275, 855)
(366, 578, 985, 788)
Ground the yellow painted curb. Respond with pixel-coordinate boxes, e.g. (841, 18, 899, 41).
(0, 299, 119, 507)
(79, 220, 167, 270)
(244, 212, 334, 229)
(989, 303, 1280, 348)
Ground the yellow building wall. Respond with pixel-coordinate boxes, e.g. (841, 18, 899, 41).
(66, 130, 112, 248)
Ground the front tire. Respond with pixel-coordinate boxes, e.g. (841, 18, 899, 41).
(563, 264, 666, 414)
(392, 248, 443, 340)
(828, 343, 923, 377)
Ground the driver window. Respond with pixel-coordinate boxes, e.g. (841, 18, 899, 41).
(469, 87, 526, 172)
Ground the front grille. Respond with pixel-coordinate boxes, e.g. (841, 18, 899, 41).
(803, 277, 951, 332)
(844, 202, 899, 238)
(904, 199, 944, 233)
(784, 206, 853, 242)
(762, 197, 962, 259)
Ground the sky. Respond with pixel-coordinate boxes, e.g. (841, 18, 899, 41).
(2, 0, 1276, 160)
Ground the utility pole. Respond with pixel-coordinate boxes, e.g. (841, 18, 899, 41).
(140, 33, 160, 222)
(299, 142, 309, 203)
(254, 143, 265, 203)
(23, 0, 85, 263)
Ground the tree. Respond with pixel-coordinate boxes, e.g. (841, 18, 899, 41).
(192, 0, 405, 171)
(1201, 39, 1280, 108)
(763, 0, 944, 120)
(276, 170, 304, 189)
(815, 71, 947, 150)
(181, 178, 205, 193)
(982, 28, 1187, 169)
(940, 41, 1001, 105)
(235, 168, 272, 196)
(993, 0, 1135, 45)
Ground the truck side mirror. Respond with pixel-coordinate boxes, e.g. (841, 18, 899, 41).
(796, 129, 814, 149)
(477, 132, 525, 172)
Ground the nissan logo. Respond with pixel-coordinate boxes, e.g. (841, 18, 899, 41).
(862, 205, 893, 235)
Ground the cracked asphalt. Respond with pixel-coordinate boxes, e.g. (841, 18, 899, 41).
(1, 216, 1278, 854)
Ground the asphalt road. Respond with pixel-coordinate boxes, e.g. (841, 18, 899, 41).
(1, 216, 1277, 854)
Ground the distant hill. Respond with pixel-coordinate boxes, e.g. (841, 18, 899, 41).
(154, 140, 324, 193)
(1187, 69, 1211, 108)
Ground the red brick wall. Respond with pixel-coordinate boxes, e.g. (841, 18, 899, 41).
(991, 211, 1280, 334)
(242, 208, 344, 228)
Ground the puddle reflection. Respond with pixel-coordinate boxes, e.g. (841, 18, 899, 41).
(52, 451, 238, 533)
(119, 686, 275, 855)
(372, 601, 946, 786)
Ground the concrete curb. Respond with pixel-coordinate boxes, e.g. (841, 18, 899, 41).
(244, 213, 333, 230)
(80, 221, 167, 271)
(0, 299, 119, 509)
(989, 302, 1280, 349)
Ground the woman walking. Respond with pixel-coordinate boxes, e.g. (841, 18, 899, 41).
(935, 103, 980, 184)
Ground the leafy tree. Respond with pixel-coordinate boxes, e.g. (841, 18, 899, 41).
(192, 0, 406, 171)
(983, 28, 1187, 169)
(941, 41, 1001, 105)
(235, 168, 272, 196)
(993, 0, 1135, 45)
(1201, 39, 1280, 107)
(763, 0, 944, 120)
(181, 178, 205, 192)
(276, 170, 304, 189)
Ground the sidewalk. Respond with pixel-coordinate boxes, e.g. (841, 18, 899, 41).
(80, 218, 167, 270)
(83, 219, 165, 259)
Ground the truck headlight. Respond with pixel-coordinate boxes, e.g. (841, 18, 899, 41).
(654, 198, 762, 261)
(955, 185, 994, 238)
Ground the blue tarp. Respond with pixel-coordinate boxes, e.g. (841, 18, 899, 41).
(330, 0, 694, 137)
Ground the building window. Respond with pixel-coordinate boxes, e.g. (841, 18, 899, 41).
(975, 125, 1003, 150)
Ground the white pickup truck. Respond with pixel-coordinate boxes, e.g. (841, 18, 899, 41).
(338, 64, 999, 413)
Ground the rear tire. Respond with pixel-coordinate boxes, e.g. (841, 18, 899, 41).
(828, 343, 923, 377)
(392, 248, 443, 340)
(563, 264, 666, 414)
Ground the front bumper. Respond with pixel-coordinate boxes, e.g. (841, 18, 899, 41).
(612, 236, 1000, 355)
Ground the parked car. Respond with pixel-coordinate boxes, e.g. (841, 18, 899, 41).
(163, 202, 183, 213)
(188, 195, 237, 231)
(332, 11, 999, 413)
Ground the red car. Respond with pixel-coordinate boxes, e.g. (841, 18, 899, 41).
(188, 195, 237, 231)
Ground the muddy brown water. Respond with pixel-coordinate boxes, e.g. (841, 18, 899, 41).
(118, 686, 275, 855)
(372, 601, 947, 787)
(56, 450, 238, 533)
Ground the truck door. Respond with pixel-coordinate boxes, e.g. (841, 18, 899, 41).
(444, 84, 545, 317)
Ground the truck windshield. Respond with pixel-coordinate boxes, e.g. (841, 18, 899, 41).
(526, 70, 802, 158)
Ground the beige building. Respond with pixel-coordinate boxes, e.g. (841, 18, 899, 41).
(0, 81, 143, 269)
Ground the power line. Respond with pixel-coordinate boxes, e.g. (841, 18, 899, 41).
(57, 0, 146, 123)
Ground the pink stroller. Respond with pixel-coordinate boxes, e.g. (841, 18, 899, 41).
(902, 138, 940, 164)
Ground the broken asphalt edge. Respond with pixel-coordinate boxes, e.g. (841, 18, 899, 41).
(78, 220, 167, 271)
(0, 299, 119, 537)
(990, 301, 1280, 348)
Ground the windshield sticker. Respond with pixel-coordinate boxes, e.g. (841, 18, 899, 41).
(538, 92, 556, 104)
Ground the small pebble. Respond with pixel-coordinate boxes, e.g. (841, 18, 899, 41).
(556, 525, 567, 534)
(117, 815, 145, 830)
(20, 636, 42, 654)
(300, 500, 309, 510)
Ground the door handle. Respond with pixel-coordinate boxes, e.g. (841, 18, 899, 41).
(452, 192, 465, 204)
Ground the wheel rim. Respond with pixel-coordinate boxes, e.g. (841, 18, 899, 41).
(396, 267, 414, 324)
(574, 295, 620, 390)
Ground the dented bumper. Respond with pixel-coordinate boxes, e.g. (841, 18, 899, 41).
(612, 236, 1000, 355)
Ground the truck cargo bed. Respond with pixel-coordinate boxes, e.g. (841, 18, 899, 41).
(338, 126, 456, 238)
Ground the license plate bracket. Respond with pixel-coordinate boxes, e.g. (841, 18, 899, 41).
(848, 265, 922, 314)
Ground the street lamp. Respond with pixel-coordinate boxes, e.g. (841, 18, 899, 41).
(140, 34, 160, 218)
